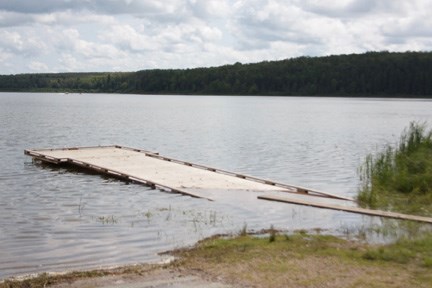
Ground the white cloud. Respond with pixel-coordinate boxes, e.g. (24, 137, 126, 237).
(0, 49, 12, 63)
(29, 61, 49, 72)
(0, 30, 46, 57)
(100, 24, 154, 52)
(0, 31, 24, 51)
(59, 53, 79, 72)
(33, 11, 116, 26)
(382, 16, 432, 39)
(0, 0, 431, 74)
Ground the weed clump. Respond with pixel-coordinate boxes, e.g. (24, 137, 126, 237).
(239, 223, 248, 237)
(269, 225, 277, 243)
(358, 122, 432, 216)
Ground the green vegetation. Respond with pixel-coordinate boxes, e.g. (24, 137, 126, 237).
(239, 223, 248, 236)
(173, 232, 432, 287)
(0, 72, 135, 94)
(268, 225, 277, 242)
(363, 233, 432, 266)
(358, 122, 432, 215)
(1, 51, 432, 96)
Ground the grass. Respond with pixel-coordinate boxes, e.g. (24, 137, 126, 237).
(172, 231, 432, 288)
(362, 233, 432, 266)
(358, 122, 432, 216)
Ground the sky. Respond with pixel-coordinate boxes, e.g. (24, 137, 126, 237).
(0, 0, 431, 74)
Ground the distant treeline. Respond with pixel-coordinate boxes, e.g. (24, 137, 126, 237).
(1, 51, 432, 97)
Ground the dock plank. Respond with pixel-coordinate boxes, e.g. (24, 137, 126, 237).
(258, 195, 432, 224)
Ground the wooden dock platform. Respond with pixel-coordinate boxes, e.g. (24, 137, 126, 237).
(25, 145, 351, 201)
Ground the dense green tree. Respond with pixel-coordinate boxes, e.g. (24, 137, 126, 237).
(0, 51, 431, 97)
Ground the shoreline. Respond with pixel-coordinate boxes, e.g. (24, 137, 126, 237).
(2, 230, 432, 288)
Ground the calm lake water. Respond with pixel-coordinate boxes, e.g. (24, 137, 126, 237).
(1, 93, 432, 279)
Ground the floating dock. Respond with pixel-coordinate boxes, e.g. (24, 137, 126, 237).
(24, 145, 350, 201)
(25, 145, 432, 224)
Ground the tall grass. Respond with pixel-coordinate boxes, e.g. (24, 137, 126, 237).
(358, 122, 432, 216)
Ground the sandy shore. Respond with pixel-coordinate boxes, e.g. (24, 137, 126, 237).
(49, 268, 232, 288)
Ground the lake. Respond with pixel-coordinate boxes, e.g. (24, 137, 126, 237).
(1, 93, 432, 279)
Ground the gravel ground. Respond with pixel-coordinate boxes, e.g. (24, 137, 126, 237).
(50, 268, 233, 288)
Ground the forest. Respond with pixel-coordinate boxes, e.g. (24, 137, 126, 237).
(0, 51, 431, 97)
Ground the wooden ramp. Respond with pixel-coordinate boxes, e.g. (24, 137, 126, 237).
(25, 145, 351, 201)
(259, 195, 432, 224)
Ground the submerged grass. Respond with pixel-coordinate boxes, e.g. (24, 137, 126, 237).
(358, 122, 432, 216)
